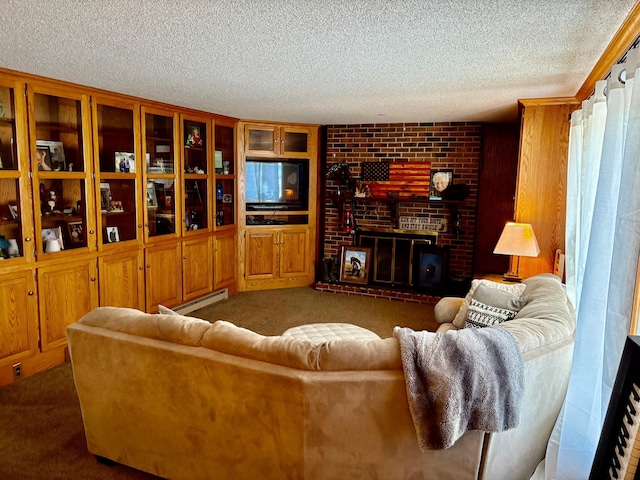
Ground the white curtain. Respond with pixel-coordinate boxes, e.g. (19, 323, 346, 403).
(543, 48, 640, 479)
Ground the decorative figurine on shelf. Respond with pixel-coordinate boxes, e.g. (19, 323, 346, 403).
(44, 190, 61, 215)
(185, 126, 203, 148)
(216, 182, 224, 201)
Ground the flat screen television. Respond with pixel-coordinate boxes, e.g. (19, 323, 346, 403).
(245, 159, 309, 211)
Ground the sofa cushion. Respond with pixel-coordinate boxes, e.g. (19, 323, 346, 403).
(282, 323, 381, 343)
(453, 280, 527, 328)
(78, 306, 212, 347)
(202, 320, 323, 370)
(464, 283, 528, 328)
(202, 320, 402, 371)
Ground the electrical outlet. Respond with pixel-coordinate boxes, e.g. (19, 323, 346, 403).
(12, 363, 22, 379)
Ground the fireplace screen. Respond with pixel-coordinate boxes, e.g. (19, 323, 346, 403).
(356, 229, 446, 291)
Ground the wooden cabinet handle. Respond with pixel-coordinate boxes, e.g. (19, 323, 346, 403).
(89, 230, 95, 235)
(138, 224, 142, 228)
(90, 277, 96, 282)
(25, 237, 31, 242)
(28, 291, 34, 296)
(146, 264, 151, 268)
(139, 266, 144, 270)
(183, 256, 187, 259)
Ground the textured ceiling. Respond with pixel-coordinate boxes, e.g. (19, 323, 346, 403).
(0, 1, 636, 125)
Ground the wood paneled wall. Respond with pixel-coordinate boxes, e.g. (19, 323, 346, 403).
(474, 123, 520, 274)
(514, 102, 578, 279)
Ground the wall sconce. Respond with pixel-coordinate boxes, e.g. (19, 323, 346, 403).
(493, 222, 540, 282)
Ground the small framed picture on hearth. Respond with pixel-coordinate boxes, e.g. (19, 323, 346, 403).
(429, 169, 454, 200)
(339, 246, 371, 285)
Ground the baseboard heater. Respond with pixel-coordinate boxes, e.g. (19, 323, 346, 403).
(173, 288, 228, 315)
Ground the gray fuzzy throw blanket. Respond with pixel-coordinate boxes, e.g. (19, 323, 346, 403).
(393, 326, 525, 450)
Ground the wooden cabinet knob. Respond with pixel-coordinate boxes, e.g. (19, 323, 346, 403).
(90, 277, 96, 282)
(183, 256, 187, 259)
(138, 224, 142, 228)
(139, 266, 144, 270)
(89, 230, 95, 235)
(25, 237, 31, 242)
(146, 264, 151, 268)
(28, 291, 34, 296)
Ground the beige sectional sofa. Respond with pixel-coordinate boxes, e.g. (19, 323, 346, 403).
(67, 273, 575, 480)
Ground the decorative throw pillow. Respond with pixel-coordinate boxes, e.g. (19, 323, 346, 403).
(158, 304, 179, 315)
(452, 279, 527, 329)
(464, 283, 528, 329)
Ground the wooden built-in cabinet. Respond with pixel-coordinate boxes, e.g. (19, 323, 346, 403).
(37, 259, 99, 352)
(243, 123, 312, 158)
(214, 230, 236, 290)
(0, 270, 39, 366)
(243, 227, 310, 288)
(98, 249, 145, 309)
(238, 122, 318, 291)
(0, 68, 238, 386)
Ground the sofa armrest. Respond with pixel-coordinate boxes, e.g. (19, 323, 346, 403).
(434, 297, 464, 324)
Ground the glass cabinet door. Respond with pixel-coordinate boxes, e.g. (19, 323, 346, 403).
(28, 87, 92, 256)
(142, 107, 178, 240)
(93, 98, 141, 247)
(215, 122, 235, 228)
(182, 115, 211, 233)
(0, 80, 32, 262)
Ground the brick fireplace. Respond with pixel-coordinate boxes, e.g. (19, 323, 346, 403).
(317, 122, 481, 302)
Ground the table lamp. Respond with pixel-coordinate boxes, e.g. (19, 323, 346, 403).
(493, 222, 540, 282)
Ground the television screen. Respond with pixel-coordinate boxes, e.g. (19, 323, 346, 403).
(245, 160, 308, 210)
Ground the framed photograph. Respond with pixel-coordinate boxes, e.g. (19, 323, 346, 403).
(67, 222, 84, 245)
(339, 246, 371, 285)
(222, 193, 233, 204)
(105, 226, 120, 243)
(115, 152, 135, 173)
(146, 182, 158, 208)
(36, 146, 52, 171)
(8, 204, 18, 219)
(99, 183, 111, 212)
(36, 140, 65, 171)
(185, 124, 204, 148)
(429, 169, 454, 200)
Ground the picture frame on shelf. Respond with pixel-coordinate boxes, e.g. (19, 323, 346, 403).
(8, 204, 18, 219)
(105, 226, 120, 243)
(222, 193, 232, 204)
(215, 150, 223, 173)
(67, 222, 84, 246)
(115, 151, 135, 173)
(146, 182, 158, 208)
(36, 140, 66, 171)
(36, 146, 52, 171)
(339, 246, 371, 285)
(185, 124, 204, 148)
(99, 183, 111, 212)
(429, 169, 454, 200)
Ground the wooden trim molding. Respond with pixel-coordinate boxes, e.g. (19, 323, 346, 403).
(576, 1, 640, 101)
(519, 97, 580, 107)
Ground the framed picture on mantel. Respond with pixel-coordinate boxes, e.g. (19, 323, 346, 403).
(339, 246, 371, 285)
(429, 169, 453, 200)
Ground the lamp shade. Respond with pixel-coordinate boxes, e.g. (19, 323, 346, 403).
(493, 222, 540, 257)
